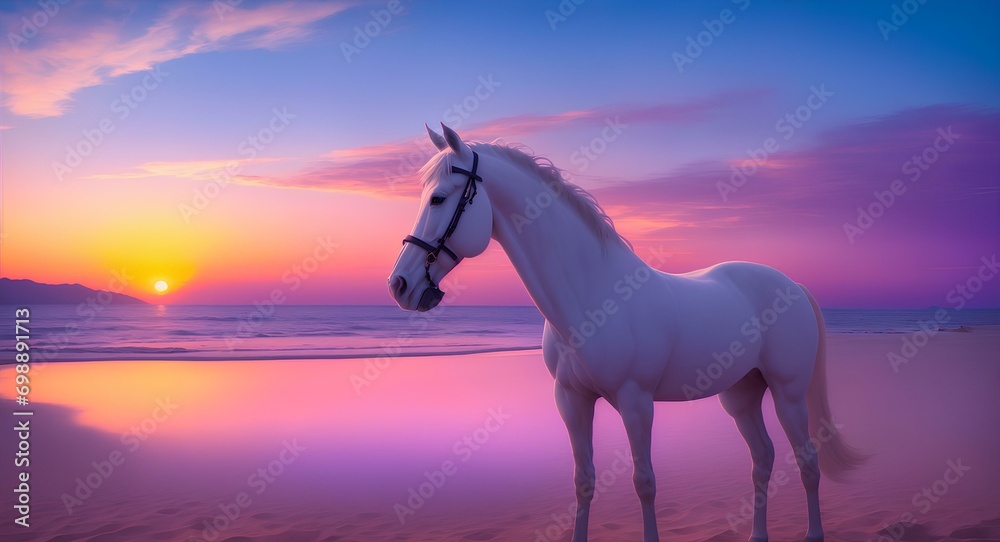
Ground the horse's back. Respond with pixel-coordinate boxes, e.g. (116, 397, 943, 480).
(656, 261, 818, 400)
(668, 260, 803, 334)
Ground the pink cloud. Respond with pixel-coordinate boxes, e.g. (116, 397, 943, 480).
(467, 89, 769, 137)
(84, 157, 286, 181)
(239, 156, 423, 197)
(0, 1, 353, 117)
(592, 105, 1000, 307)
(239, 91, 767, 198)
(594, 104, 1000, 236)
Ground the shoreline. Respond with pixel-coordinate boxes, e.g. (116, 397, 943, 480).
(3, 324, 998, 365)
(0, 345, 545, 365)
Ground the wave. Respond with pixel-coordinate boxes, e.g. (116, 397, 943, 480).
(39, 346, 192, 355)
(8, 344, 543, 364)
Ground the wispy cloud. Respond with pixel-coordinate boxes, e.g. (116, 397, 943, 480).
(239, 91, 768, 197)
(594, 104, 1000, 240)
(0, 1, 353, 117)
(84, 157, 286, 181)
(465, 89, 768, 138)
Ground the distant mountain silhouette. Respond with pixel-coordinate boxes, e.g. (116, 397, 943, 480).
(0, 278, 148, 305)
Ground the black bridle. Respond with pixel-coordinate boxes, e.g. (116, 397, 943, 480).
(402, 151, 483, 293)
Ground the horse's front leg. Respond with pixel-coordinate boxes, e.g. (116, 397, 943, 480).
(555, 383, 597, 542)
(616, 382, 659, 542)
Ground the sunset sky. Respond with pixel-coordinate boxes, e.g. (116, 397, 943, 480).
(1, 0, 997, 307)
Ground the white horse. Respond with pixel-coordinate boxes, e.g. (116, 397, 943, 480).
(389, 124, 864, 542)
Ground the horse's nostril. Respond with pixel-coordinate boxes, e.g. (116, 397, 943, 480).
(390, 275, 407, 297)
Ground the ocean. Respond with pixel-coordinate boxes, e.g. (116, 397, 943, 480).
(2, 305, 999, 362)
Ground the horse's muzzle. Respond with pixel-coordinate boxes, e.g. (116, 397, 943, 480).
(417, 286, 444, 312)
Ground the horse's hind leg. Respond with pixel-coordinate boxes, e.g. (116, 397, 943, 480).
(720, 369, 774, 542)
(771, 383, 824, 542)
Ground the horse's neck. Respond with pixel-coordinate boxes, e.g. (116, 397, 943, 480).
(486, 156, 647, 334)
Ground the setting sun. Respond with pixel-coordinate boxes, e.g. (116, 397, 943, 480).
(154, 280, 169, 293)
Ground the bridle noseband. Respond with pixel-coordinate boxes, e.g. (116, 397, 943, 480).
(402, 151, 483, 292)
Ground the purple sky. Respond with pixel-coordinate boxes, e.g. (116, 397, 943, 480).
(0, 0, 997, 306)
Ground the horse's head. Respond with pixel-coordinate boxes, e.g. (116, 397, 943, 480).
(388, 124, 493, 311)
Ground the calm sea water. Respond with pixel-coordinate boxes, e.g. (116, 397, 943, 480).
(2, 305, 998, 362)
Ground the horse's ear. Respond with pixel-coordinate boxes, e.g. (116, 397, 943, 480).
(440, 123, 470, 157)
(425, 123, 447, 151)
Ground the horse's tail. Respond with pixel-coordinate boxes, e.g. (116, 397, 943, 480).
(800, 284, 867, 482)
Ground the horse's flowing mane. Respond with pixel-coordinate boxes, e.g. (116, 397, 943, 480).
(419, 141, 633, 251)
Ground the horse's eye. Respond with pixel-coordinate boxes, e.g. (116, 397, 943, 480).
(430, 195, 446, 206)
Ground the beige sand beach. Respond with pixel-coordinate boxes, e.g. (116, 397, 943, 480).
(1, 328, 998, 541)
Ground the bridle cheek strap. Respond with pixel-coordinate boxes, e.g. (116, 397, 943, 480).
(401, 151, 482, 290)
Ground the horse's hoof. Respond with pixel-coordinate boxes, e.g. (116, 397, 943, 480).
(748, 537, 768, 542)
(803, 536, 824, 542)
